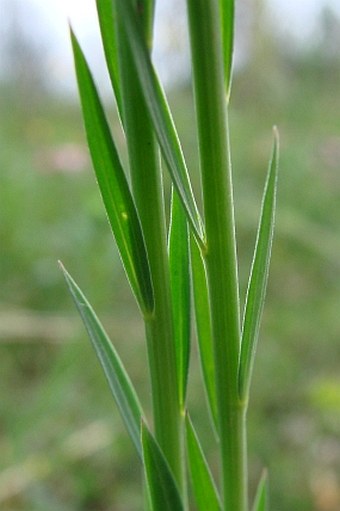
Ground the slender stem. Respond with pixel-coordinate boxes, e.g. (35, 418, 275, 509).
(186, 1, 247, 510)
(115, 15, 184, 495)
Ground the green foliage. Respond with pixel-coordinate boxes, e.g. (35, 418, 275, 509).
(185, 415, 222, 511)
(71, 29, 154, 316)
(190, 235, 218, 432)
(169, 189, 191, 409)
(3, 14, 340, 507)
(96, 0, 122, 115)
(66, 1, 278, 510)
(142, 422, 184, 511)
(114, 0, 205, 244)
(60, 263, 144, 457)
(252, 471, 268, 511)
(4, 36, 340, 511)
(239, 130, 279, 402)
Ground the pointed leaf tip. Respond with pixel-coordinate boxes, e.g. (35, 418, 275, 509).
(252, 470, 268, 511)
(70, 30, 154, 316)
(238, 131, 279, 400)
(60, 264, 144, 458)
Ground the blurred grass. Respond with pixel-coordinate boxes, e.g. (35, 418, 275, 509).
(1, 41, 340, 510)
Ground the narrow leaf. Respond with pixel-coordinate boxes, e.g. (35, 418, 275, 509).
(135, 0, 156, 48)
(169, 188, 191, 409)
(71, 29, 154, 316)
(190, 236, 218, 432)
(238, 128, 279, 400)
(96, 0, 156, 117)
(141, 422, 184, 511)
(114, 0, 205, 246)
(60, 263, 144, 458)
(185, 415, 222, 511)
(219, 0, 235, 99)
(96, 0, 123, 116)
(252, 470, 268, 511)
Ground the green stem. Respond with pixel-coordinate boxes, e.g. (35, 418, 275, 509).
(116, 15, 184, 495)
(186, 1, 247, 510)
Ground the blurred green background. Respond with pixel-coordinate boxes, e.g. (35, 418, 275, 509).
(1, 1, 340, 510)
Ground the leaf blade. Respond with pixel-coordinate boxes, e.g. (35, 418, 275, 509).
(135, 0, 156, 47)
(238, 128, 279, 400)
(96, 0, 122, 116)
(142, 422, 184, 511)
(190, 236, 218, 432)
(71, 29, 154, 316)
(252, 470, 268, 511)
(168, 188, 191, 409)
(96, 0, 156, 116)
(60, 263, 144, 458)
(185, 415, 222, 511)
(114, 0, 205, 245)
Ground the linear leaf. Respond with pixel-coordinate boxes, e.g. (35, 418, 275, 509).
(71, 29, 154, 316)
(190, 236, 218, 432)
(168, 188, 191, 409)
(135, 0, 156, 47)
(96, 0, 123, 116)
(185, 415, 222, 511)
(141, 422, 184, 511)
(60, 263, 144, 458)
(252, 470, 268, 511)
(238, 128, 279, 400)
(114, 0, 205, 245)
(96, 0, 156, 117)
(219, 0, 235, 98)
